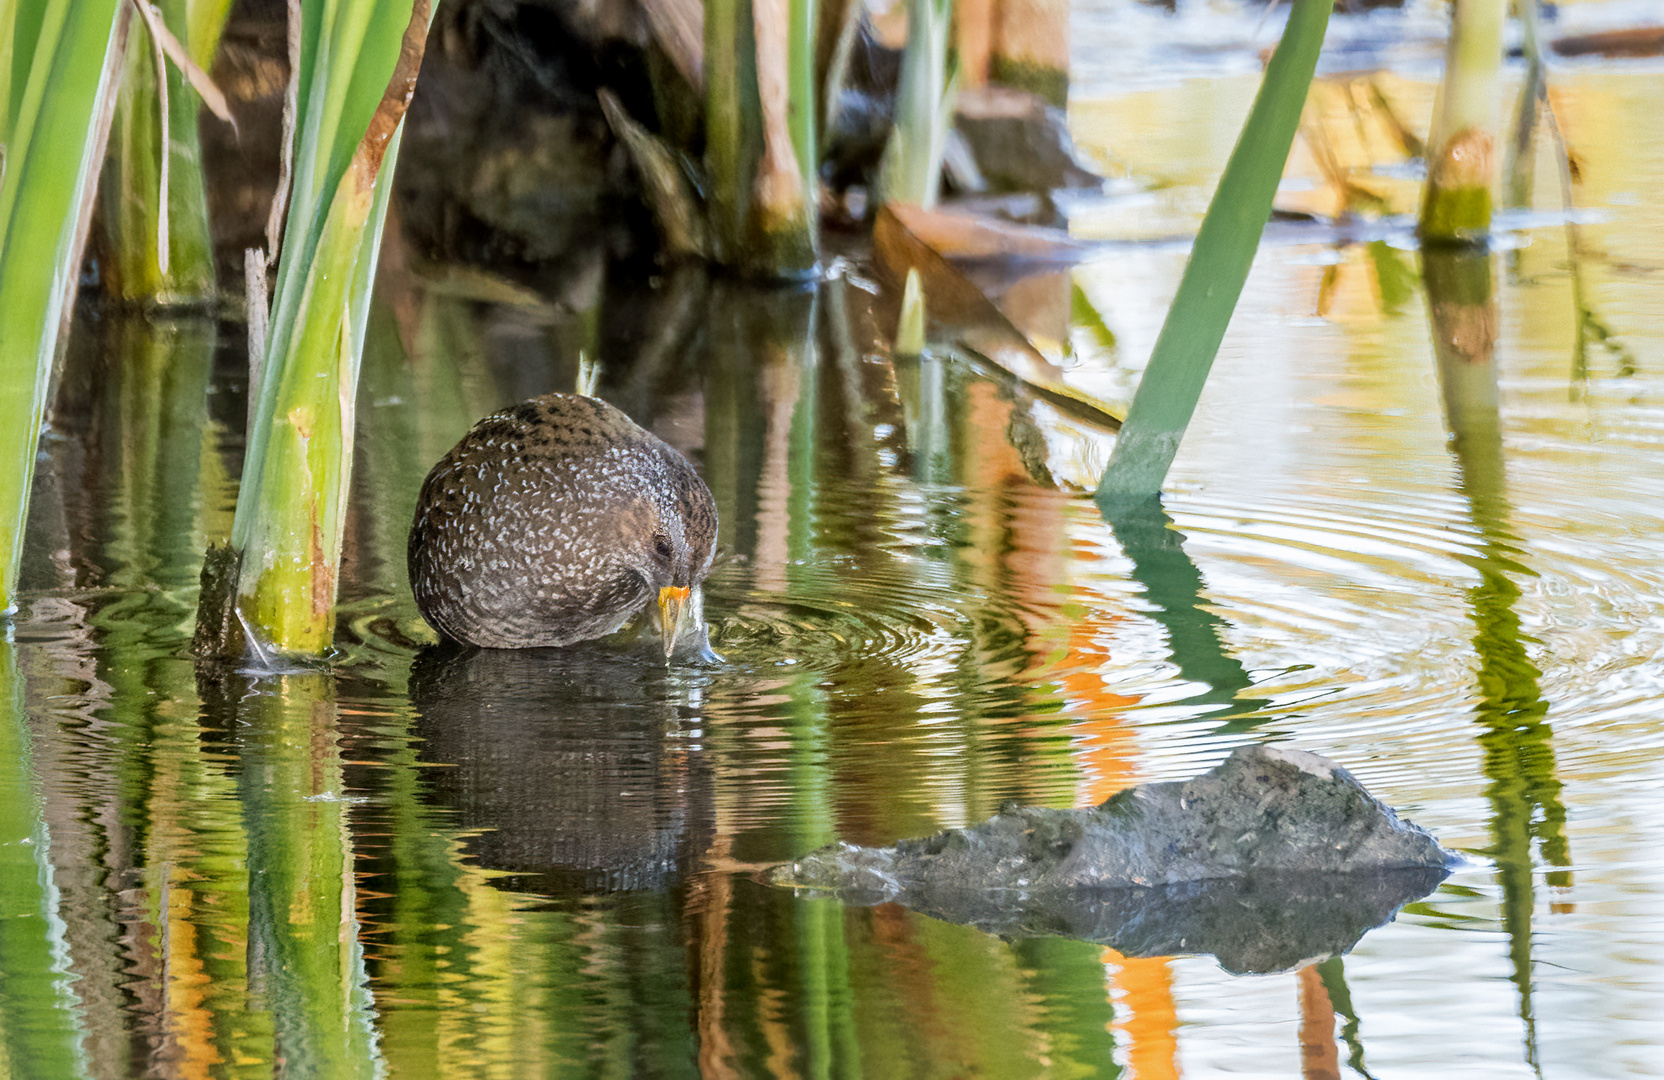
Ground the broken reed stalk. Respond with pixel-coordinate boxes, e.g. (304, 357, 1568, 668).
(599, 89, 709, 259)
(878, 0, 954, 208)
(895, 269, 925, 358)
(1419, 0, 1505, 242)
(1093, 0, 1333, 511)
(197, 0, 432, 660)
(818, 0, 863, 155)
(0, 0, 128, 616)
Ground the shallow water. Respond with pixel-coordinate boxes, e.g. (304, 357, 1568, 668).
(5, 2, 1664, 1076)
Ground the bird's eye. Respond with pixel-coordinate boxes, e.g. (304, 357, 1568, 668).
(653, 534, 674, 560)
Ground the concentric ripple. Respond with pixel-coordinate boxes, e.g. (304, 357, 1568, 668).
(707, 562, 974, 673)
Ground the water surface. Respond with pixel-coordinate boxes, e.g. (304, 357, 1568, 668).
(5, 3, 1664, 1076)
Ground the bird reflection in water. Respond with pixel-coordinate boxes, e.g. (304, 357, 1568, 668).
(409, 642, 715, 896)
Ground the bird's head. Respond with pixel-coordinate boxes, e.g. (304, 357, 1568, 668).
(606, 453, 718, 659)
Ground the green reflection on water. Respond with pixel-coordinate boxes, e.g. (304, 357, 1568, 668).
(46, 314, 269, 1077)
(1012, 936, 1120, 1079)
(0, 645, 89, 1079)
(349, 686, 481, 1075)
(1425, 246, 1571, 1076)
(1102, 497, 1271, 727)
(1315, 956, 1375, 1080)
(227, 671, 381, 1078)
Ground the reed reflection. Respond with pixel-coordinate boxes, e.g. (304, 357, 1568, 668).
(1298, 962, 1342, 1080)
(687, 279, 1131, 1077)
(1424, 244, 1572, 1075)
(202, 670, 381, 1080)
(54, 313, 223, 592)
(1315, 956, 1374, 1080)
(23, 312, 271, 1078)
(70, 321, 258, 1080)
(324, 645, 699, 1077)
(1099, 496, 1272, 727)
(0, 641, 89, 1080)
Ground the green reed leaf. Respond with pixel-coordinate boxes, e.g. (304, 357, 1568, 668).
(214, 0, 432, 657)
(1094, 0, 1332, 511)
(0, 0, 125, 613)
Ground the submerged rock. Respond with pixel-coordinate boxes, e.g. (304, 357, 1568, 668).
(767, 745, 1456, 972)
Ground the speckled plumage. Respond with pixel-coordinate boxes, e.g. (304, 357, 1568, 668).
(408, 393, 717, 650)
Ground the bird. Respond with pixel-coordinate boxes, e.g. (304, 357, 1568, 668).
(408, 392, 718, 656)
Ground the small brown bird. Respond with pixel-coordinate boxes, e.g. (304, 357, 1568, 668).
(408, 393, 717, 655)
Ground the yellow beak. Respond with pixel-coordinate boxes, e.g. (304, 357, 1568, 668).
(657, 585, 691, 659)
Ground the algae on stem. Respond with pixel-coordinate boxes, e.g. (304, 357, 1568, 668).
(1419, 0, 1505, 242)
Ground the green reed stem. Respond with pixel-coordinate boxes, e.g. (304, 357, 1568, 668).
(704, 0, 818, 275)
(878, 0, 953, 208)
(786, 0, 819, 260)
(210, 0, 430, 658)
(1505, 0, 1545, 210)
(1093, 0, 1332, 510)
(705, 0, 761, 266)
(99, 0, 231, 305)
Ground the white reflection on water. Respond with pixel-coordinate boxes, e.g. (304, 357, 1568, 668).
(1058, 10, 1664, 1069)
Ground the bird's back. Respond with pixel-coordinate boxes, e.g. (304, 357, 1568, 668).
(408, 393, 715, 650)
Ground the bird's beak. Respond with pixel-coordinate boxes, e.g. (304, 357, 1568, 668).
(657, 585, 692, 659)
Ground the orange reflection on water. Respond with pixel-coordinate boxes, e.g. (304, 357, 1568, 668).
(1103, 948, 1180, 1080)
(1059, 630, 1143, 810)
(1298, 965, 1341, 1080)
(157, 882, 222, 1080)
